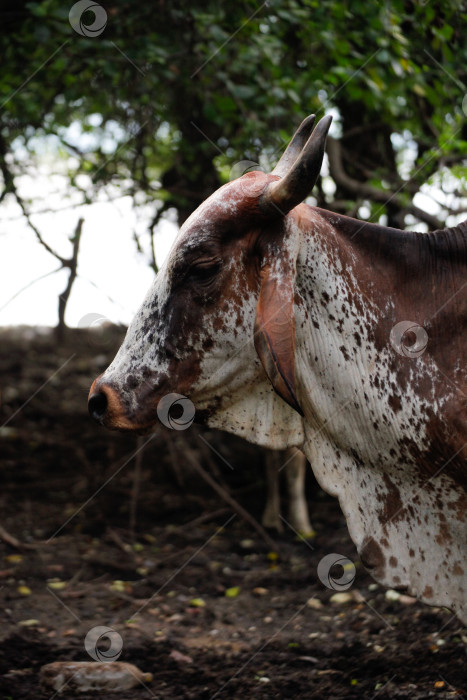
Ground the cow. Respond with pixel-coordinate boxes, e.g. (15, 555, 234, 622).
(89, 114, 467, 624)
(263, 448, 312, 534)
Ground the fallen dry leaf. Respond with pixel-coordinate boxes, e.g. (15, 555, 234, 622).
(170, 649, 193, 664)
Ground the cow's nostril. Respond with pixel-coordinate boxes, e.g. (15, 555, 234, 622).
(88, 391, 108, 423)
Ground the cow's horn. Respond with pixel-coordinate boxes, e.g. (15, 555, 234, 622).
(261, 115, 332, 216)
(271, 114, 316, 177)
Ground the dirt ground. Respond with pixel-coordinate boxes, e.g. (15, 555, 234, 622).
(0, 326, 465, 699)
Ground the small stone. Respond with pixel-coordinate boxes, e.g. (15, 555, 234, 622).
(385, 589, 400, 602)
(18, 619, 40, 627)
(329, 592, 353, 605)
(398, 594, 416, 605)
(0, 426, 18, 438)
(110, 580, 127, 593)
(168, 613, 183, 622)
(170, 649, 193, 664)
(3, 387, 19, 402)
(40, 661, 152, 693)
(47, 580, 66, 591)
(253, 587, 268, 596)
(307, 598, 323, 610)
(298, 655, 318, 664)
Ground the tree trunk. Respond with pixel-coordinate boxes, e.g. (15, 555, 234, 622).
(56, 218, 84, 343)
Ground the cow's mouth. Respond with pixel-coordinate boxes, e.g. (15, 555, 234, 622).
(87, 391, 153, 432)
(193, 408, 212, 425)
(88, 373, 215, 433)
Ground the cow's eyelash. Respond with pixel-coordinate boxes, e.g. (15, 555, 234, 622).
(191, 258, 220, 268)
(185, 258, 221, 283)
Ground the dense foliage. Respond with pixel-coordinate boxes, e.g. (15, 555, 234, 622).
(1, 0, 466, 263)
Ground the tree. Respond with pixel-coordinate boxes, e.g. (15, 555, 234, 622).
(0, 0, 465, 327)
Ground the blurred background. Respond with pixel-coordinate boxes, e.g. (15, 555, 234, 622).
(0, 0, 465, 331)
(0, 2, 466, 698)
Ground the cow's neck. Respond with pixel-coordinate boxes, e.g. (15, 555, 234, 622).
(311, 207, 467, 314)
(290, 208, 466, 622)
(292, 206, 465, 468)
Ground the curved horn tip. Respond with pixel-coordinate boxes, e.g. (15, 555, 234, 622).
(271, 114, 317, 177)
(299, 114, 316, 131)
(260, 113, 333, 217)
(315, 114, 333, 135)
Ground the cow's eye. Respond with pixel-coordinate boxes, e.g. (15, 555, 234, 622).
(187, 260, 221, 284)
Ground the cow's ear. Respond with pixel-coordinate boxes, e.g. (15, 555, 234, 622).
(254, 263, 304, 416)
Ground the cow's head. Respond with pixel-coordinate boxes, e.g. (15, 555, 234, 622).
(88, 115, 332, 448)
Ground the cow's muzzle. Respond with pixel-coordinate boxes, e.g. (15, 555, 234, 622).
(88, 378, 145, 431)
(88, 373, 169, 431)
(88, 390, 108, 424)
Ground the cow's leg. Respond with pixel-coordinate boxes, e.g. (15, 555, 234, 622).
(284, 448, 313, 533)
(262, 450, 283, 532)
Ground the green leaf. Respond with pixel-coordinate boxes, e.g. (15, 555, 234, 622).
(225, 586, 241, 598)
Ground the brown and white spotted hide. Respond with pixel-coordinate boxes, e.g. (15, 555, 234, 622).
(90, 115, 467, 624)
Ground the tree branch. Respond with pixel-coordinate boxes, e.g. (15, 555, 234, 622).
(0, 136, 68, 264)
(147, 202, 171, 274)
(57, 218, 84, 340)
(327, 136, 443, 230)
